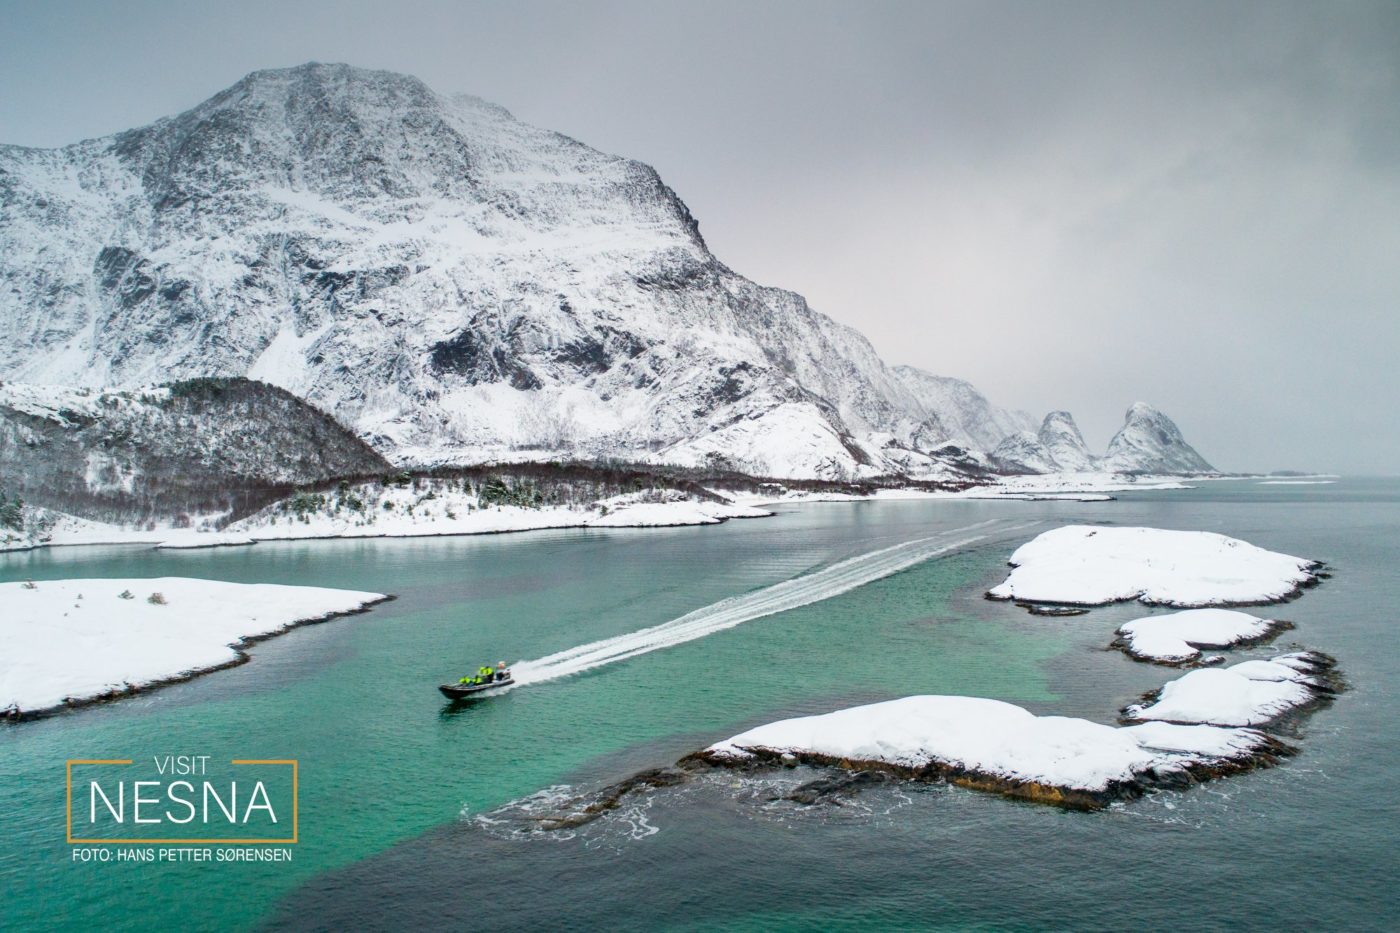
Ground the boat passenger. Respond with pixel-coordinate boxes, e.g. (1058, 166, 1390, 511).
(496, 662, 510, 682)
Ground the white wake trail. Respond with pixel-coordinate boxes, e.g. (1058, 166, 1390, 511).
(510, 519, 1031, 686)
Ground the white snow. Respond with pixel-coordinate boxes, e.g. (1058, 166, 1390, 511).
(1116, 608, 1283, 663)
(0, 577, 385, 715)
(1125, 653, 1329, 726)
(983, 473, 1191, 495)
(1119, 720, 1277, 758)
(988, 525, 1317, 607)
(230, 485, 772, 542)
(586, 499, 769, 527)
(2, 488, 773, 552)
(706, 695, 1276, 795)
(154, 532, 258, 550)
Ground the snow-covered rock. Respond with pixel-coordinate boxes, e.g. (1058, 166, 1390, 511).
(0, 577, 386, 717)
(1125, 652, 1336, 726)
(1102, 403, 1214, 474)
(1115, 608, 1287, 664)
(988, 525, 1319, 607)
(701, 694, 1288, 808)
(1037, 410, 1098, 472)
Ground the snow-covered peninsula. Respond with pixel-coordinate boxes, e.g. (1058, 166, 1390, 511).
(0, 577, 387, 718)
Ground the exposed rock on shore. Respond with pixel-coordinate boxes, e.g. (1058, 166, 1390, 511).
(687, 695, 1296, 811)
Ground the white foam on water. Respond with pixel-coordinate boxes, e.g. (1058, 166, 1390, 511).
(510, 519, 1032, 687)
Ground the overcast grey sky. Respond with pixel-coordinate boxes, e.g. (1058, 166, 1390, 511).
(3, 0, 1397, 472)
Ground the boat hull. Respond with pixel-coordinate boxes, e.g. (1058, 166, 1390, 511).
(439, 677, 514, 699)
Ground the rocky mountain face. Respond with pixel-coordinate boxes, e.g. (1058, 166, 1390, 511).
(990, 410, 1096, 474)
(1037, 410, 1097, 472)
(0, 63, 1213, 482)
(990, 431, 1059, 474)
(889, 366, 1038, 453)
(0, 378, 390, 523)
(1102, 403, 1215, 474)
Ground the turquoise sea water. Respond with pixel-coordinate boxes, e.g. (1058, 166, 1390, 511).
(2, 480, 1396, 930)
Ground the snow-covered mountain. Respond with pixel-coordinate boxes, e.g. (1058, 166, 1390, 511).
(990, 432, 1059, 474)
(1102, 403, 1215, 474)
(1037, 411, 1097, 472)
(0, 63, 1212, 480)
(989, 406, 1214, 476)
(989, 410, 1096, 474)
(889, 366, 1038, 453)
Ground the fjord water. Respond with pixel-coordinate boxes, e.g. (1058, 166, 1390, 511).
(2, 481, 1397, 931)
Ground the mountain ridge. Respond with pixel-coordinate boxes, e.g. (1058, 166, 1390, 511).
(0, 63, 1214, 480)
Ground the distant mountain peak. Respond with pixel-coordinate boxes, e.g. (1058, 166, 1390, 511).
(1103, 403, 1214, 474)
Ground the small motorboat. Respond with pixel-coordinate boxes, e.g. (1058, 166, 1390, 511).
(439, 676, 514, 699)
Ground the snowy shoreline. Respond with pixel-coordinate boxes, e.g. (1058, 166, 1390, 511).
(691, 695, 1294, 810)
(0, 578, 390, 721)
(1, 471, 1202, 555)
(1, 495, 775, 554)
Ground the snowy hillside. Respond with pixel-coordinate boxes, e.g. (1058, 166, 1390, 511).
(890, 366, 1038, 452)
(0, 378, 389, 523)
(0, 63, 1213, 480)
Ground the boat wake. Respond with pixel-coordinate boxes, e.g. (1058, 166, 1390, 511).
(510, 519, 1033, 687)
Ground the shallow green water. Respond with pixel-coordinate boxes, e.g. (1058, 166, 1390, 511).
(3, 482, 1397, 931)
